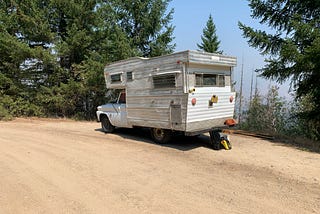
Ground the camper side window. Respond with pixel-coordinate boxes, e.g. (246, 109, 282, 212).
(111, 74, 122, 83)
(153, 74, 176, 88)
(127, 72, 133, 81)
(195, 74, 225, 87)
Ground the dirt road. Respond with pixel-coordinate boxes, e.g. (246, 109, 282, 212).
(0, 118, 319, 214)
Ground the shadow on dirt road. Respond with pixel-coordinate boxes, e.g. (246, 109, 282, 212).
(95, 127, 212, 151)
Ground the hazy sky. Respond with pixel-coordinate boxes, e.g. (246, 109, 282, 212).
(169, 0, 292, 99)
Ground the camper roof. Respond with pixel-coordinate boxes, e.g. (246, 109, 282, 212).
(105, 50, 236, 70)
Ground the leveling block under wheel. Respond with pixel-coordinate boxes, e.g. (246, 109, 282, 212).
(209, 130, 232, 150)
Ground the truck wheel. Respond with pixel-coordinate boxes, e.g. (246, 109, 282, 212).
(101, 115, 115, 133)
(209, 130, 221, 150)
(150, 128, 172, 144)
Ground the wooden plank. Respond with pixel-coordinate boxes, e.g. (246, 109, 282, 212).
(222, 129, 275, 140)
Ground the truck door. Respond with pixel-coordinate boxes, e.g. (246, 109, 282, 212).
(110, 92, 129, 127)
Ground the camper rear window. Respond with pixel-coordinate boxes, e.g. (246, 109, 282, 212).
(153, 74, 176, 88)
(111, 74, 122, 83)
(195, 74, 225, 87)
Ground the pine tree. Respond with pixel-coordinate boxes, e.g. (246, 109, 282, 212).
(289, 95, 320, 140)
(0, 0, 55, 117)
(0, 0, 176, 119)
(265, 86, 286, 134)
(241, 86, 287, 135)
(238, 0, 320, 131)
(197, 14, 222, 54)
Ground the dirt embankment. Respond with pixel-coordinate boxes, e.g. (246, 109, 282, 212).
(0, 118, 319, 214)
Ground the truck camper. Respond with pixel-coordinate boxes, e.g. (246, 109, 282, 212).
(97, 50, 237, 149)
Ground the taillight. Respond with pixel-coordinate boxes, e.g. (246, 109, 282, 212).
(191, 98, 196, 106)
(229, 96, 234, 103)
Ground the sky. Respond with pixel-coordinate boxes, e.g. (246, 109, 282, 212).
(168, 0, 292, 100)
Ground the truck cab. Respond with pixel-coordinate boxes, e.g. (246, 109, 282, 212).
(96, 91, 130, 132)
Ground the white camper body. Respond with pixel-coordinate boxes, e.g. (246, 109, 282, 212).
(97, 50, 237, 145)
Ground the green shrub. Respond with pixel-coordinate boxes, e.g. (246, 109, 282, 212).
(0, 104, 12, 121)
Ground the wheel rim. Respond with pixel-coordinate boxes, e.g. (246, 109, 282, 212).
(153, 128, 164, 140)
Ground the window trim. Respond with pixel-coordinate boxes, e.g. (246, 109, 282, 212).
(152, 73, 177, 89)
(126, 71, 133, 81)
(110, 73, 122, 84)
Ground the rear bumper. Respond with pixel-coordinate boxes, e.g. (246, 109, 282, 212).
(184, 127, 225, 136)
(184, 118, 237, 136)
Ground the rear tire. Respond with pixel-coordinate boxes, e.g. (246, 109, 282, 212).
(209, 130, 221, 150)
(101, 115, 115, 133)
(150, 128, 172, 144)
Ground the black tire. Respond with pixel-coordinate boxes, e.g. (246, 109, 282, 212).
(101, 115, 115, 133)
(150, 128, 172, 144)
(209, 130, 221, 150)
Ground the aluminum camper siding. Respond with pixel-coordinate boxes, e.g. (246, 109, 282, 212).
(104, 50, 237, 132)
(184, 55, 237, 133)
(188, 50, 237, 67)
(105, 51, 189, 131)
(185, 88, 236, 133)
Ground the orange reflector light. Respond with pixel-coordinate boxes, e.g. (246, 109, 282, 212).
(229, 96, 234, 103)
(191, 98, 196, 105)
(224, 119, 236, 127)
